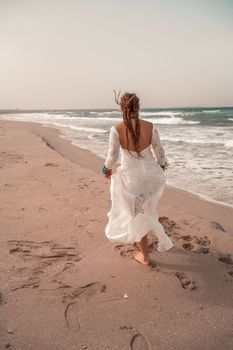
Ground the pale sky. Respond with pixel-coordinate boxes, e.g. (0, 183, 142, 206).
(0, 0, 233, 109)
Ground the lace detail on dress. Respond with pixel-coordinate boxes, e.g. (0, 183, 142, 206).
(133, 195, 145, 217)
(151, 125, 167, 166)
(104, 126, 120, 169)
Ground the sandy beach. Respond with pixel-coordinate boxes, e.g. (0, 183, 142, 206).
(0, 119, 233, 350)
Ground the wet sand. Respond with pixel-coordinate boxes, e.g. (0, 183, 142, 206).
(0, 120, 233, 350)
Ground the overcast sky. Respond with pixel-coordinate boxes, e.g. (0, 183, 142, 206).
(0, 0, 233, 109)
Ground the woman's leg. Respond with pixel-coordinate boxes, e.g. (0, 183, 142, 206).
(134, 234, 150, 265)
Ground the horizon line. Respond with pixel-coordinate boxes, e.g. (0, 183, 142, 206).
(0, 105, 233, 112)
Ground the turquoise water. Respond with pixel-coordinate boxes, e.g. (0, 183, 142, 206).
(1, 107, 233, 207)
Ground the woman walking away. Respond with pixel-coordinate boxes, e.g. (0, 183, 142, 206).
(101, 92, 174, 266)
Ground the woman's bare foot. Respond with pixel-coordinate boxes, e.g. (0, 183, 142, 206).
(134, 251, 150, 266)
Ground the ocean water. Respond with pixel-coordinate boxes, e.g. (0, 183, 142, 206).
(1, 107, 233, 207)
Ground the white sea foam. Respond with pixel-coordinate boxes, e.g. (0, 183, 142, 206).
(140, 111, 182, 117)
(144, 117, 200, 125)
(0, 113, 122, 122)
(0, 113, 79, 121)
(202, 109, 221, 113)
(90, 111, 120, 115)
(224, 139, 233, 148)
(228, 118, 233, 121)
(161, 136, 221, 145)
(41, 122, 108, 134)
(83, 116, 121, 121)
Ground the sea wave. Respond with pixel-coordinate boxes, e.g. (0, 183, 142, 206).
(161, 137, 220, 145)
(145, 117, 200, 125)
(140, 111, 182, 117)
(228, 118, 233, 121)
(0, 113, 122, 122)
(1, 113, 80, 121)
(0, 113, 200, 125)
(90, 111, 120, 115)
(42, 122, 108, 134)
(202, 109, 221, 113)
(162, 136, 233, 148)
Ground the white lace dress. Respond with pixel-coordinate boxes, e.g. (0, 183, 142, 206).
(104, 124, 174, 252)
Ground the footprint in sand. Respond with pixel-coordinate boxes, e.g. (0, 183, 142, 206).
(7, 240, 79, 260)
(63, 282, 106, 330)
(159, 217, 212, 255)
(0, 291, 4, 305)
(159, 216, 179, 236)
(217, 255, 233, 280)
(114, 244, 138, 259)
(0, 151, 24, 163)
(182, 235, 211, 254)
(114, 244, 157, 268)
(8, 263, 50, 291)
(218, 254, 233, 265)
(62, 282, 106, 304)
(43, 162, 58, 167)
(210, 221, 226, 232)
(10, 276, 41, 291)
(6, 240, 81, 291)
(64, 302, 80, 330)
(120, 326, 150, 350)
(175, 272, 196, 290)
(130, 333, 150, 350)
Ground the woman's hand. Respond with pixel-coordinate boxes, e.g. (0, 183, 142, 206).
(101, 165, 112, 179)
(160, 162, 168, 172)
(104, 169, 112, 179)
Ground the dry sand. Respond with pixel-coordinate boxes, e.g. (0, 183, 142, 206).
(0, 120, 233, 350)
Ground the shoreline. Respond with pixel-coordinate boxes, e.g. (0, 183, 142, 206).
(1, 117, 233, 211)
(0, 113, 232, 210)
(1, 119, 232, 231)
(48, 121, 233, 210)
(1, 119, 233, 349)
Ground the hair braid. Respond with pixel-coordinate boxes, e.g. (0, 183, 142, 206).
(118, 92, 142, 157)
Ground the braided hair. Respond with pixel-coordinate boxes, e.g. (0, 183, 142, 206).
(114, 91, 142, 157)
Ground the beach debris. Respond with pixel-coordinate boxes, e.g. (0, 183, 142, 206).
(124, 294, 129, 299)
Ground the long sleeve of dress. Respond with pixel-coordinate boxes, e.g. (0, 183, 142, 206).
(151, 124, 167, 166)
(104, 126, 120, 169)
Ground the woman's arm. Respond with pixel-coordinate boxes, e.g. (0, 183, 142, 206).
(151, 125, 168, 169)
(102, 126, 120, 177)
